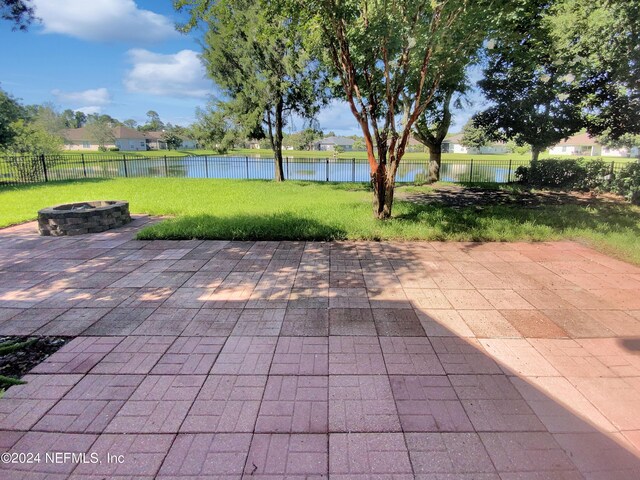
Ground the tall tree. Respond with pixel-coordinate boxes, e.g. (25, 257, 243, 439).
(176, 0, 328, 181)
(548, 0, 640, 140)
(85, 117, 116, 151)
(0, 87, 26, 148)
(123, 119, 138, 129)
(413, 86, 457, 182)
(139, 110, 164, 132)
(1, 0, 35, 30)
(460, 118, 490, 150)
(285, 0, 509, 217)
(474, 1, 583, 161)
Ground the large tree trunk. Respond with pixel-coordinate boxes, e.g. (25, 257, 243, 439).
(531, 146, 541, 162)
(371, 163, 396, 219)
(427, 143, 442, 183)
(274, 99, 285, 182)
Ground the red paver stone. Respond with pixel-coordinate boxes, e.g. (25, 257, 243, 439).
(379, 337, 445, 375)
(281, 308, 329, 336)
(132, 307, 198, 336)
(372, 309, 425, 336)
(430, 337, 502, 374)
(64, 374, 145, 401)
(450, 375, 545, 432)
(271, 337, 328, 375)
(35, 308, 112, 336)
(480, 431, 581, 477)
(182, 308, 241, 336)
(328, 308, 376, 336)
(256, 376, 328, 433)
(415, 308, 475, 337)
(329, 433, 413, 479)
(82, 307, 156, 336)
(33, 398, 125, 434)
(106, 375, 204, 433)
(329, 375, 401, 432)
(2, 431, 98, 475)
(554, 432, 640, 479)
(210, 336, 276, 375)
(328, 336, 386, 375)
(91, 336, 175, 374)
(157, 433, 252, 478)
(543, 308, 616, 338)
(458, 310, 522, 338)
(405, 432, 498, 479)
(181, 375, 266, 433)
(0, 398, 59, 430)
(329, 288, 370, 309)
(389, 376, 473, 432)
(244, 433, 328, 478)
(500, 309, 569, 338)
(31, 336, 123, 374)
(231, 309, 285, 336)
(151, 336, 225, 374)
(73, 433, 174, 477)
(120, 287, 176, 308)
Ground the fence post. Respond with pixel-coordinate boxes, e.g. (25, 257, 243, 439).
(205, 155, 209, 178)
(245, 156, 249, 179)
(286, 157, 289, 178)
(122, 154, 128, 177)
(508, 159, 512, 183)
(326, 158, 329, 182)
(610, 161, 615, 176)
(352, 158, 356, 182)
(81, 154, 87, 178)
(469, 158, 474, 183)
(164, 155, 168, 177)
(40, 154, 48, 182)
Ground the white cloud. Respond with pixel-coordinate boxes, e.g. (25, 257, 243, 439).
(33, 0, 176, 43)
(52, 88, 112, 106)
(75, 106, 103, 115)
(124, 49, 212, 98)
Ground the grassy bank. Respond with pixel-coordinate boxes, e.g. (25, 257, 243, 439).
(0, 177, 638, 264)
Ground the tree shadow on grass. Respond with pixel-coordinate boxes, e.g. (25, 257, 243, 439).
(394, 199, 640, 239)
(136, 212, 348, 241)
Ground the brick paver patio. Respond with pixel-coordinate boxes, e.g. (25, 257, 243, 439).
(0, 216, 639, 478)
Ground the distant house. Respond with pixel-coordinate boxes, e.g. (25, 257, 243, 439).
(314, 136, 355, 151)
(144, 131, 197, 150)
(246, 139, 262, 149)
(63, 127, 196, 151)
(63, 126, 148, 151)
(548, 133, 634, 157)
(442, 134, 510, 155)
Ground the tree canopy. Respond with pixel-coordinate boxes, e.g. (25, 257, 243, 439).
(176, 0, 328, 181)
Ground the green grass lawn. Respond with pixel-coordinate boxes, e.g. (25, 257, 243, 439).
(1, 177, 639, 264)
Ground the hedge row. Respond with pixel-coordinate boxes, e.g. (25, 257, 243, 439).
(515, 158, 640, 204)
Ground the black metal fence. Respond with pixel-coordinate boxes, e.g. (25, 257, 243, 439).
(0, 153, 629, 187)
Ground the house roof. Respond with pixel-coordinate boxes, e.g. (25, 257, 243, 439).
(145, 131, 195, 141)
(63, 126, 146, 142)
(318, 136, 355, 146)
(445, 134, 464, 144)
(556, 132, 597, 146)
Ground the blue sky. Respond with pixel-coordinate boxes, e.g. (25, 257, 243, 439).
(0, 0, 479, 135)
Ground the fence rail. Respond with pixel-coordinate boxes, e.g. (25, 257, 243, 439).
(0, 153, 630, 188)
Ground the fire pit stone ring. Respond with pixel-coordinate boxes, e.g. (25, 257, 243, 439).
(38, 200, 131, 236)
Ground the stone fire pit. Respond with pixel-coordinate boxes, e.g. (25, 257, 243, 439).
(38, 201, 131, 236)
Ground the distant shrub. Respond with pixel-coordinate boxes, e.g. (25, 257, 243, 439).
(516, 158, 613, 190)
(612, 161, 640, 205)
(108, 147, 120, 152)
(516, 158, 639, 204)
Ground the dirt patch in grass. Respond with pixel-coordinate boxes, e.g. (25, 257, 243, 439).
(399, 184, 627, 209)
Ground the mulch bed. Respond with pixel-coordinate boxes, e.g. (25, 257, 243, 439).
(398, 185, 626, 208)
(0, 336, 69, 380)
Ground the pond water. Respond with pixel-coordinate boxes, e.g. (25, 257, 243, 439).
(77, 155, 515, 184)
